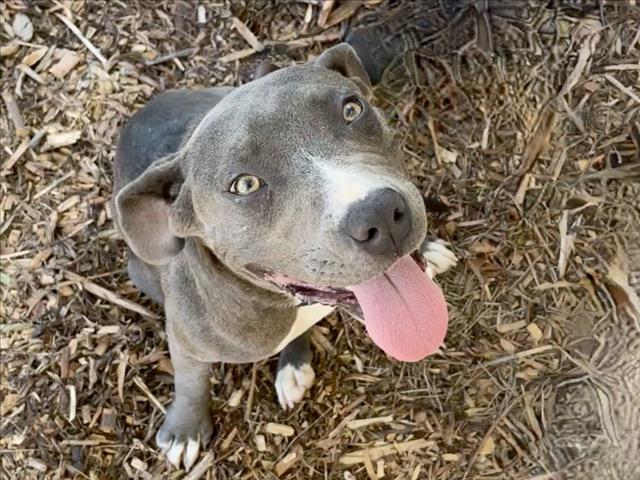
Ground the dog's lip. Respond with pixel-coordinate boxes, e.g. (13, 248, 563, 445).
(246, 250, 428, 308)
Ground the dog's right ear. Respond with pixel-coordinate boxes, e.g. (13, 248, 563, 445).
(313, 43, 372, 97)
(114, 152, 198, 265)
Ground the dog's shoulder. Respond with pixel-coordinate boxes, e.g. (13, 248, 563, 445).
(114, 87, 234, 190)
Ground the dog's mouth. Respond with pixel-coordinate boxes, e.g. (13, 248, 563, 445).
(259, 251, 427, 310)
(250, 250, 448, 362)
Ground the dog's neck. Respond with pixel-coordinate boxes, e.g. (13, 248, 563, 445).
(185, 239, 296, 311)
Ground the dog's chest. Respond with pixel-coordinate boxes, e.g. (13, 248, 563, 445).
(269, 303, 335, 355)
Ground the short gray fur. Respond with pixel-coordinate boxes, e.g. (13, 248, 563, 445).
(112, 44, 430, 463)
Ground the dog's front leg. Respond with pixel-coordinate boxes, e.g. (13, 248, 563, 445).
(275, 331, 315, 410)
(156, 339, 213, 471)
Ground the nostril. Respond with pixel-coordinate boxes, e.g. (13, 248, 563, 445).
(366, 228, 379, 242)
(393, 208, 404, 223)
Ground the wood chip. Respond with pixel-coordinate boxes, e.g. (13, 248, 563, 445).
(99, 407, 116, 433)
(478, 436, 495, 456)
(265, 422, 295, 437)
(12, 13, 34, 41)
(557, 210, 575, 279)
(220, 426, 238, 451)
(42, 130, 82, 151)
(228, 388, 243, 408)
(183, 452, 214, 480)
(117, 353, 128, 402)
(1, 40, 20, 57)
(56, 14, 108, 66)
(50, 50, 81, 79)
(1, 141, 29, 175)
(17, 64, 45, 84)
(274, 450, 299, 477)
(339, 439, 436, 465)
(255, 434, 267, 452)
(231, 17, 263, 51)
(346, 415, 394, 430)
(604, 73, 640, 105)
(132, 376, 166, 414)
(496, 320, 527, 334)
(64, 271, 159, 319)
(22, 48, 48, 67)
(317, 0, 336, 28)
(197, 5, 207, 24)
(324, 1, 362, 28)
(217, 48, 256, 63)
(527, 323, 543, 342)
(67, 385, 77, 422)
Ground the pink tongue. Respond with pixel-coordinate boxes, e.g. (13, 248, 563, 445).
(350, 256, 448, 362)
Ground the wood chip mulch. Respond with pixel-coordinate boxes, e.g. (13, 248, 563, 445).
(1, 1, 639, 479)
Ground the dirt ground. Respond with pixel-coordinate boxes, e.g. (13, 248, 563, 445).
(1, 1, 639, 479)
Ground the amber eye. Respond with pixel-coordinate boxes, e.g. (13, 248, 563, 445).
(342, 99, 363, 123)
(229, 174, 263, 195)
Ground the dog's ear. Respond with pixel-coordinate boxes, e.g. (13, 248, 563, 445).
(114, 152, 199, 265)
(314, 43, 372, 96)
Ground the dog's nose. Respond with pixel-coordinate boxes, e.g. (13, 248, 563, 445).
(343, 188, 412, 255)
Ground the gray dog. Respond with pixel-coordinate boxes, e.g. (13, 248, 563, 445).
(113, 44, 457, 470)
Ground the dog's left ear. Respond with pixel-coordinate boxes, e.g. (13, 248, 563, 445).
(114, 152, 200, 265)
(313, 43, 372, 97)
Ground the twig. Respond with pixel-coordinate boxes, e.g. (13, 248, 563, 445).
(479, 345, 556, 367)
(231, 17, 263, 51)
(217, 48, 256, 63)
(183, 452, 214, 480)
(1, 141, 29, 175)
(133, 376, 166, 414)
(1, 91, 25, 131)
(145, 47, 198, 66)
(64, 270, 160, 320)
(604, 74, 640, 105)
(17, 64, 45, 84)
(32, 170, 76, 200)
(56, 13, 108, 66)
(244, 363, 258, 421)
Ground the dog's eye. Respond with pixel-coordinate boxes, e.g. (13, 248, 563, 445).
(342, 99, 363, 123)
(230, 174, 263, 195)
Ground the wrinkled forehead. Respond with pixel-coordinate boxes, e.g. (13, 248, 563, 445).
(222, 66, 360, 121)
(188, 65, 365, 172)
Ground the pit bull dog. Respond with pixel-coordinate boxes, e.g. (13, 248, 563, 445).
(113, 44, 457, 470)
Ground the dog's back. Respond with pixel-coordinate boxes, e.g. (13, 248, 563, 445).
(114, 87, 233, 192)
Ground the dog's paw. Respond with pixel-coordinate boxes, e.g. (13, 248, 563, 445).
(421, 239, 458, 278)
(275, 363, 315, 410)
(156, 402, 213, 471)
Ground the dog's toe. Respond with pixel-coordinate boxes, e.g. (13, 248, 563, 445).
(421, 239, 458, 276)
(183, 437, 200, 471)
(275, 363, 315, 410)
(156, 403, 213, 471)
(166, 439, 186, 469)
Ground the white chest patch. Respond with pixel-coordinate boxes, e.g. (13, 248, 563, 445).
(271, 303, 335, 355)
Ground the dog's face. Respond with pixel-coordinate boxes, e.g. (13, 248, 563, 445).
(116, 44, 428, 302)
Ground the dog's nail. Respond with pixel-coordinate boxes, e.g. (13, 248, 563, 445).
(166, 439, 185, 469)
(183, 437, 200, 472)
(294, 364, 315, 389)
(156, 433, 172, 453)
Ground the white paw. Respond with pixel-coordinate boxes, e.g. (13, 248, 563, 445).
(275, 363, 315, 410)
(421, 239, 458, 277)
(156, 403, 213, 471)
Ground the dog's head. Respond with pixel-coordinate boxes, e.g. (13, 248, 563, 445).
(116, 44, 448, 361)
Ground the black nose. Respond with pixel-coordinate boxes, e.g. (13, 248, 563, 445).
(342, 188, 412, 256)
